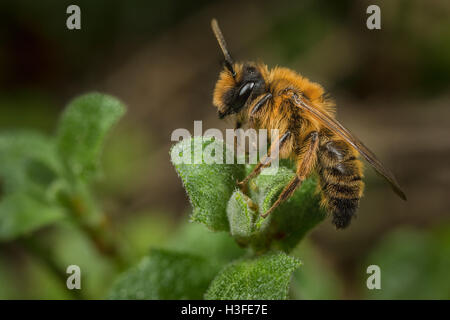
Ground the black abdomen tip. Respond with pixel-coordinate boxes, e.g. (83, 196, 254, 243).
(330, 198, 359, 229)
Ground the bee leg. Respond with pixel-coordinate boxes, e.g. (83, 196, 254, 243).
(233, 120, 242, 156)
(250, 93, 272, 118)
(261, 132, 319, 218)
(237, 131, 291, 189)
(261, 176, 301, 218)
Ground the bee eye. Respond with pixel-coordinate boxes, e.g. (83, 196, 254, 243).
(239, 82, 254, 96)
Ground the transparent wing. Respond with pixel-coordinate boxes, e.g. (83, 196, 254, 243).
(291, 94, 407, 200)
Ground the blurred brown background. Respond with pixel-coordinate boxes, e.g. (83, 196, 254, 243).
(0, 0, 449, 299)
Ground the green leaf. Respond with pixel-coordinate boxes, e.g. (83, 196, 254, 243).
(170, 137, 245, 231)
(108, 249, 220, 299)
(249, 167, 326, 253)
(0, 193, 65, 241)
(56, 93, 126, 181)
(227, 190, 257, 243)
(0, 131, 61, 195)
(171, 136, 325, 250)
(225, 165, 326, 253)
(0, 131, 65, 240)
(205, 251, 300, 300)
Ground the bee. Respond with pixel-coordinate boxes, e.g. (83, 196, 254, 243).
(210, 19, 406, 229)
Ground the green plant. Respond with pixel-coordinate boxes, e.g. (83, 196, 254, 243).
(108, 136, 327, 300)
(0, 93, 126, 298)
(0, 92, 328, 299)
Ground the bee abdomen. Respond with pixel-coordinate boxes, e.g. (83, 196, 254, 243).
(318, 140, 364, 229)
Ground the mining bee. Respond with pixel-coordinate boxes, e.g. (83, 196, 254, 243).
(210, 19, 406, 229)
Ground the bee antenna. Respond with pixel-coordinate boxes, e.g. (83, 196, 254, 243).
(211, 18, 236, 77)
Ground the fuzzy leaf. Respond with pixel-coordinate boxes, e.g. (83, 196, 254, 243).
(227, 190, 257, 243)
(205, 251, 300, 300)
(170, 137, 245, 231)
(108, 249, 220, 300)
(0, 131, 60, 195)
(56, 93, 126, 180)
(0, 131, 65, 240)
(249, 166, 326, 253)
(0, 193, 65, 241)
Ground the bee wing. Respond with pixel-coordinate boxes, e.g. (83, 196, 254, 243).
(290, 94, 407, 200)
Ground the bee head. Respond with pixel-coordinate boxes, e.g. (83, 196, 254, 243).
(213, 62, 266, 119)
(211, 19, 266, 119)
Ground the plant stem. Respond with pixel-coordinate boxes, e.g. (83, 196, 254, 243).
(66, 192, 128, 272)
(20, 238, 87, 300)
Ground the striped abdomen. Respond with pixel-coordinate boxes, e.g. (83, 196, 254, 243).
(318, 138, 364, 229)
